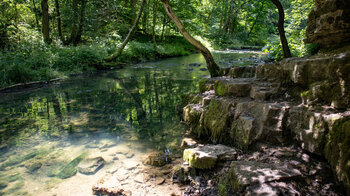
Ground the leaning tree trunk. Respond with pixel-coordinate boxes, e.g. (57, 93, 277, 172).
(41, 0, 51, 44)
(270, 0, 291, 58)
(161, 0, 220, 77)
(105, 0, 146, 61)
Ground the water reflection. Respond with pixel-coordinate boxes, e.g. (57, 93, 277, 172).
(0, 50, 263, 195)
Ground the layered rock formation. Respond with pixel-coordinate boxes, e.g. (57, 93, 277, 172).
(182, 51, 350, 193)
(304, 0, 350, 47)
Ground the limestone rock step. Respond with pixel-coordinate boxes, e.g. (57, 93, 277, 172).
(206, 77, 279, 101)
(228, 66, 256, 78)
(250, 82, 279, 101)
(231, 161, 302, 187)
(213, 78, 256, 97)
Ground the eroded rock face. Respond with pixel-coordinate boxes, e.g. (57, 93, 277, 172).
(324, 117, 350, 195)
(304, 0, 350, 47)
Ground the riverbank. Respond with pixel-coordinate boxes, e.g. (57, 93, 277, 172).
(0, 36, 196, 90)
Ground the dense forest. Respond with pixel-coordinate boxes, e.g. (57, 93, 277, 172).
(0, 0, 316, 88)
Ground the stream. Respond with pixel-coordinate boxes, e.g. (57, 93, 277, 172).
(0, 50, 264, 195)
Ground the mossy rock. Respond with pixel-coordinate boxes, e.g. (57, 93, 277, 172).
(56, 152, 88, 179)
(0, 180, 8, 190)
(25, 160, 42, 173)
(324, 117, 350, 193)
(183, 148, 217, 169)
(2, 173, 21, 182)
(0, 148, 50, 171)
(143, 152, 169, 167)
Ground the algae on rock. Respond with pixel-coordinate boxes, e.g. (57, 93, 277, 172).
(56, 152, 88, 179)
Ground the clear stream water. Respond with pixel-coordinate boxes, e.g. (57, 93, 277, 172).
(0, 50, 263, 195)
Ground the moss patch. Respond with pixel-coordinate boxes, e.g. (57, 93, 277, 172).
(324, 117, 350, 192)
(183, 149, 217, 169)
(202, 99, 234, 143)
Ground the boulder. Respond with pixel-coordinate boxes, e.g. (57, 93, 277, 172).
(78, 157, 104, 175)
(183, 144, 238, 169)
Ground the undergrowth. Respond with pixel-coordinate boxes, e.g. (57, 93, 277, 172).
(0, 36, 195, 89)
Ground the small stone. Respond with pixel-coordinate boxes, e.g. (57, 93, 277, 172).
(134, 174, 144, 183)
(143, 152, 169, 167)
(181, 138, 197, 148)
(78, 157, 104, 175)
(25, 161, 42, 173)
(156, 177, 165, 185)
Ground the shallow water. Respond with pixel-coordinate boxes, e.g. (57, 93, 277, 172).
(0, 50, 263, 195)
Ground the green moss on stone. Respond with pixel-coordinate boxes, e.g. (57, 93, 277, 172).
(3, 173, 21, 182)
(183, 149, 216, 169)
(25, 160, 42, 173)
(202, 99, 234, 143)
(214, 81, 227, 96)
(324, 117, 350, 193)
(56, 152, 88, 179)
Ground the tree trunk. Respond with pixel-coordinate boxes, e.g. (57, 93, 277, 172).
(68, 0, 79, 45)
(41, 0, 51, 44)
(32, 0, 40, 30)
(54, 0, 63, 41)
(270, 0, 291, 58)
(75, 0, 87, 45)
(161, 0, 221, 77)
(142, 0, 148, 34)
(105, 0, 146, 61)
(152, 0, 158, 50)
